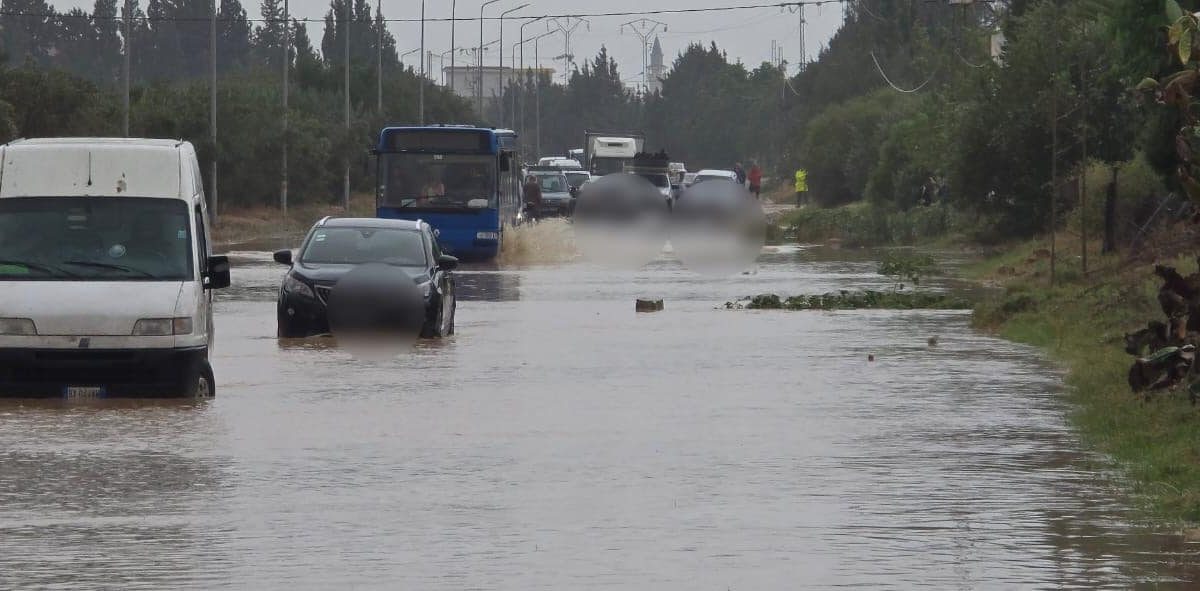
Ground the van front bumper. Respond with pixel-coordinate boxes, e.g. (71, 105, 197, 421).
(0, 346, 207, 398)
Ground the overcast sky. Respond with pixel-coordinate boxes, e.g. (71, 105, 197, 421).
(59, 0, 845, 87)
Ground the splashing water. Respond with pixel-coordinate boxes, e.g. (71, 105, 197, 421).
(498, 219, 578, 265)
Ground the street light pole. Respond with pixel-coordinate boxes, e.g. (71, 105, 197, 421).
(343, 0, 350, 211)
(210, 0, 218, 221)
(376, 0, 383, 113)
(419, 0, 426, 124)
(282, 0, 289, 215)
(122, 0, 130, 137)
(498, 3, 530, 127)
(449, 0, 456, 92)
(479, 0, 502, 118)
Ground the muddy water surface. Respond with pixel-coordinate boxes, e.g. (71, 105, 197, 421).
(0, 242, 1197, 589)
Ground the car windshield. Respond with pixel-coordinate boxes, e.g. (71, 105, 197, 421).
(0, 197, 193, 281)
(300, 227, 428, 267)
(538, 175, 569, 193)
(381, 153, 496, 209)
(565, 172, 590, 188)
(637, 173, 671, 188)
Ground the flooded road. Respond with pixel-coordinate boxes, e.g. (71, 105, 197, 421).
(1, 241, 1197, 589)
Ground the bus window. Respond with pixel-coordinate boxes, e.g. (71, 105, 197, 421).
(381, 153, 497, 209)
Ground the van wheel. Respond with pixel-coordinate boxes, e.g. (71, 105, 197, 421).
(184, 360, 216, 399)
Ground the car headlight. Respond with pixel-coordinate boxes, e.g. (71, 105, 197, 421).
(476, 231, 499, 240)
(132, 317, 193, 336)
(283, 274, 315, 299)
(417, 281, 433, 299)
(0, 317, 37, 335)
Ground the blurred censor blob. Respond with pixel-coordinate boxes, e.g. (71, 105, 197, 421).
(572, 173, 670, 269)
(326, 263, 425, 359)
(671, 180, 766, 276)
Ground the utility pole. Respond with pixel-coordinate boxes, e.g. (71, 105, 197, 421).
(419, 0, 426, 124)
(479, 0, 502, 118)
(376, 0, 383, 113)
(798, 5, 806, 71)
(1079, 23, 1089, 275)
(282, 0, 289, 215)
(548, 16, 589, 83)
(619, 18, 666, 93)
(123, 0, 131, 137)
(210, 0, 218, 221)
(450, 0, 456, 91)
(1049, 1, 1058, 286)
(498, 4, 530, 128)
(343, 0, 351, 211)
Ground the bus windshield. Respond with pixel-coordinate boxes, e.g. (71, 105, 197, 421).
(381, 153, 496, 209)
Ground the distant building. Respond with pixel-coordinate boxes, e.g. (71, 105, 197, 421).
(648, 37, 666, 94)
(442, 66, 555, 103)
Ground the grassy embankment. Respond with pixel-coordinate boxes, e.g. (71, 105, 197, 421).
(212, 194, 375, 248)
(970, 237, 1200, 524)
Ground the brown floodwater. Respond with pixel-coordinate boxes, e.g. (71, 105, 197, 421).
(1, 239, 1198, 589)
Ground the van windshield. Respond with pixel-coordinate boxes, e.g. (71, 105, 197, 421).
(0, 197, 193, 281)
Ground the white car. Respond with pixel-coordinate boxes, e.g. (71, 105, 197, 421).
(692, 169, 740, 185)
(0, 138, 231, 398)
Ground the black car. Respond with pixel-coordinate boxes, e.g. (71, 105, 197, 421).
(274, 217, 458, 338)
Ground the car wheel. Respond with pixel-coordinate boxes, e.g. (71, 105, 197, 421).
(420, 298, 445, 338)
(277, 309, 303, 339)
(447, 295, 456, 336)
(183, 359, 215, 399)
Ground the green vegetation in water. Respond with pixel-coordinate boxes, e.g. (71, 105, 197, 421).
(729, 290, 972, 311)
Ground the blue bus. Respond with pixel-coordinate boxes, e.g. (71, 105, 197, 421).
(375, 126, 521, 260)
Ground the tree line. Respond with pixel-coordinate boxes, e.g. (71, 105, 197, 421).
(0, 0, 1185, 245)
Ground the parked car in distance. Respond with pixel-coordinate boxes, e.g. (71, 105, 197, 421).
(691, 169, 740, 185)
(275, 217, 458, 339)
(0, 137, 230, 399)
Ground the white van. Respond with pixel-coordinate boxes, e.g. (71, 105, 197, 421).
(0, 138, 230, 398)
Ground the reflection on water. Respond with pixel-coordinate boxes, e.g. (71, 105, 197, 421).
(0, 245, 1196, 589)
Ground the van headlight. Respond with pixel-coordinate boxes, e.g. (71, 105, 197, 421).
(132, 317, 193, 336)
(0, 318, 37, 335)
(283, 274, 315, 299)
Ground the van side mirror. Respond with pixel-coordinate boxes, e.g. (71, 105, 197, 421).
(206, 255, 231, 289)
(437, 254, 459, 271)
(273, 249, 293, 266)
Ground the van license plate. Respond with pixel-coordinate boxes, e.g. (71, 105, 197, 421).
(63, 386, 105, 400)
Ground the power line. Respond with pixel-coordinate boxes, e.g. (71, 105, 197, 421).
(0, 1, 852, 24)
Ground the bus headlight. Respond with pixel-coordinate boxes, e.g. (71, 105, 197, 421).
(476, 231, 499, 240)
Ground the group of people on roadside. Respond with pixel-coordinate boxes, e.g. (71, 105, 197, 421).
(730, 161, 809, 206)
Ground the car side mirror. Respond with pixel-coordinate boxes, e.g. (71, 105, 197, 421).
(437, 254, 459, 271)
(205, 255, 231, 289)
(273, 249, 293, 266)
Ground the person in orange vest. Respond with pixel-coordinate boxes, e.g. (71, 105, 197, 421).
(748, 161, 763, 200)
(794, 168, 809, 206)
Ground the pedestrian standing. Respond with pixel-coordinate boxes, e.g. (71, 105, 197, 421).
(747, 162, 763, 200)
(522, 174, 542, 222)
(794, 168, 808, 206)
